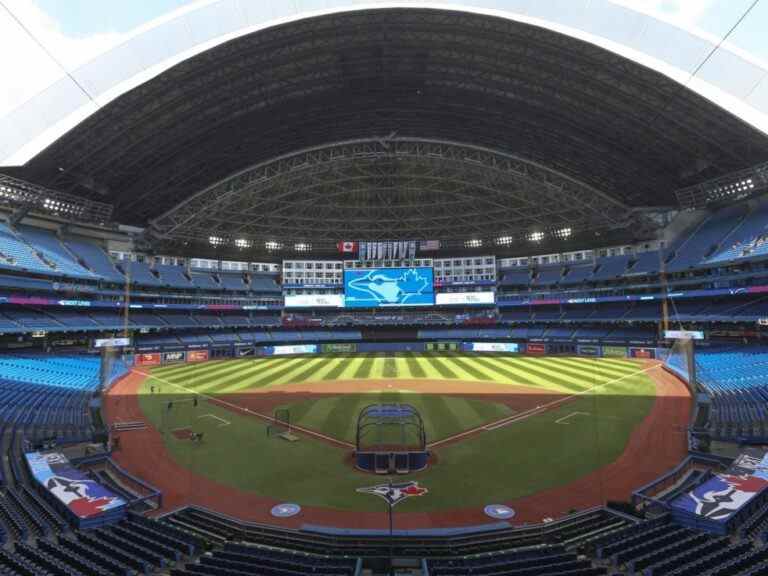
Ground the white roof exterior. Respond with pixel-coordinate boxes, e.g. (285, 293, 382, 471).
(1, 0, 767, 166)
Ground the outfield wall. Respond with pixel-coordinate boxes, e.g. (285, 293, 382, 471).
(129, 339, 665, 363)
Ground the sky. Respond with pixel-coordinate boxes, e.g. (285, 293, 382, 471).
(5, 1, 767, 66)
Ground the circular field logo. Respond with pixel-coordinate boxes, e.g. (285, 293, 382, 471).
(271, 503, 301, 518)
(484, 504, 515, 520)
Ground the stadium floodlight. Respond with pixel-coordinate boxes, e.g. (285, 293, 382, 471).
(465, 239, 483, 248)
(495, 236, 514, 246)
(208, 235, 225, 246)
(234, 238, 252, 249)
(527, 231, 545, 242)
(554, 227, 572, 239)
(265, 240, 283, 251)
(294, 242, 311, 252)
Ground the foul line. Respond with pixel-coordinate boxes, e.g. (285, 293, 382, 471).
(555, 411, 591, 425)
(198, 413, 231, 428)
(132, 369, 355, 449)
(428, 362, 661, 448)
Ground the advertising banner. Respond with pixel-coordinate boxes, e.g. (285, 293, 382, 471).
(321, 343, 357, 353)
(93, 337, 131, 348)
(344, 267, 434, 307)
(236, 346, 255, 357)
(603, 345, 628, 358)
(284, 293, 344, 308)
(468, 342, 519, 353)
(265, 344, 318, 356)
(577, 345, 601, 356)
(25, 452, 126, 519)
(187, 350, 209, 363)
(163, 351, 187, 364)
(629, 347, 655, 359)
(664, 330, 705, 340)
(135, 353, 161, 366)
(435, 292, 495, 305)
(426, 342, 460, 352)
(526, 342, 546, 355)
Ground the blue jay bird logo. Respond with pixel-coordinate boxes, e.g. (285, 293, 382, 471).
(347, 268, 430, 305)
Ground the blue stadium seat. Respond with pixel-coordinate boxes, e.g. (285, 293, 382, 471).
(156, 264, 194, 288)
(64, 237, 126, 283)
(591, 255, 630, 280)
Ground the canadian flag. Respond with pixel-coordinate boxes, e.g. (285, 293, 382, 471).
(337, 241, 358, 253)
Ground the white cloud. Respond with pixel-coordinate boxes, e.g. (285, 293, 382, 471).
(0, 0, 130, 118)
(610, 0, 716, 28)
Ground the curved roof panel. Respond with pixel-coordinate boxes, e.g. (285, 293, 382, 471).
(1, 0, 767, 168)
(2, 2, 768, 237)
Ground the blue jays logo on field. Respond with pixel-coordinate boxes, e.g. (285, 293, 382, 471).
(680, 474, 768, 521)
(356, 481, 428, 506)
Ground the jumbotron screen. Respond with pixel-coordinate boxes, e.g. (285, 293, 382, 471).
(344, 267, 434, 308)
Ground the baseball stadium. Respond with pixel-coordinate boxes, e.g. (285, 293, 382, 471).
(1, 1, 768, 575)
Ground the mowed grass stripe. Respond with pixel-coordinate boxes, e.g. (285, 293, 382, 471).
(368, 354, 387, 379)
(419, 394, 463, 440)
(551, 357, 638, 379)
(503, 356, 615, 384)
(174, 358, 278, 387)
(268, 357, 331, 388)
(468, 355, 539, 386)
(383, 355, 398, 378)
(353, 354, 376, 379)
(160, 359, 256, 383)
(505, 358, 611, 391)
(424, 354, 459, 379)
(205, 357, 305, 392)
(535, 357, 636, 384)
(194, 357, 294, 392)
(404, 353, 427, 378)
(444, 355, 494, 381)
(338, 356, 366, 380)
(322, 356, 356, 380)
(257, 355, 335, 388)
(484, 357, 588, 392)
(305, 356, 348, 381)
(323, 395, 369, 442)
(150, 360, 230, 378)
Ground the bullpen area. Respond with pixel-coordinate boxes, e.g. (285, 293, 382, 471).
(106, 352, 691, 529)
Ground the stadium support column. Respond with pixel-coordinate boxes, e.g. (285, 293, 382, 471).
(99, 346, 112, 390)
(683, 338, 698, 394)
(388, 477, 394, 576)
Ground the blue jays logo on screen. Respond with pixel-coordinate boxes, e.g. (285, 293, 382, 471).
(674, 474, 768, 521)
(356, 481, 428, 506)
(344, 267, 434, 307)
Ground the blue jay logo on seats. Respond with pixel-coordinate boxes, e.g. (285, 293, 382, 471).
(356, 481, 428, 506)
(46, 476, 124, 518)
(680, 474, 768, 521)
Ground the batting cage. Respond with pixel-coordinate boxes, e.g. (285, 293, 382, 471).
(355, 403, 428, 474)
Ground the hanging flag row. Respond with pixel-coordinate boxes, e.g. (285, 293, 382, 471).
(337, 240, 442, 257)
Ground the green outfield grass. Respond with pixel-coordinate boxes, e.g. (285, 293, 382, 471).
(136, 353, 658, 512)
(147, 352, 643, 395)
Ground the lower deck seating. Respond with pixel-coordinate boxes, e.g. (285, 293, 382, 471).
(668, 346, 768, 440)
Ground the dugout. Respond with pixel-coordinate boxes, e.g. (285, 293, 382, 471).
(355, 404, 428, 474)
